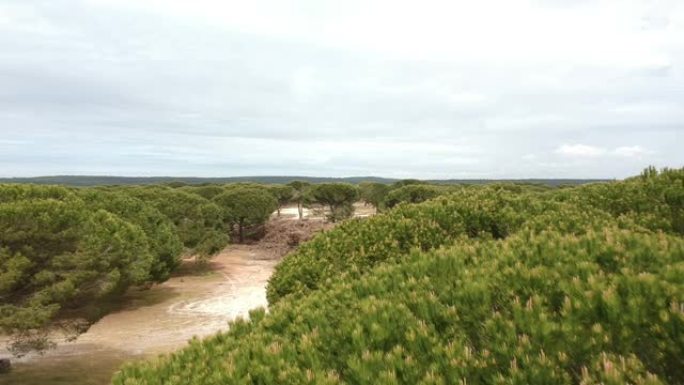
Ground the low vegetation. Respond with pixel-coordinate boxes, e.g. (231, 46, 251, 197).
(114, 167, 684, 385)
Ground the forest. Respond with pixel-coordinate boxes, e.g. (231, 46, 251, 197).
(110, 167, 683, 385)
(1, 168, 682, 384)
(0, 180, 367, 357)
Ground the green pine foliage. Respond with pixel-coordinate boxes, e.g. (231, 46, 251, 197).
(267, 186, 617, 305)
(383, 184, 444, 208)
(115, 167, 684, 385)
(0, 188, 153, 355)
(307, 183, 360, 222)
(550, 167, 684, 235)
(213, 186, 278, 243)
(0, 183, 235, 355)
(123, 186, 229, 257)
(358, 182, 390, 211)
(78, 189, 183, 282)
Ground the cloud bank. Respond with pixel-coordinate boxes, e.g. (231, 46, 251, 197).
(0, 0, 682, 178)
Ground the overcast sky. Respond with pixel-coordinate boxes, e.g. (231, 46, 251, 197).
(1, 0, 682, 179)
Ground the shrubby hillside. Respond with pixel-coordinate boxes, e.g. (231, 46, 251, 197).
(115, 168, 684, 385)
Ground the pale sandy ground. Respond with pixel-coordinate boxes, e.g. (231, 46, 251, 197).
(0, 204, 375, 385)
(278, 206, 312, 218)
(80, 245, 276, 354)
(278, 202, 375, 220)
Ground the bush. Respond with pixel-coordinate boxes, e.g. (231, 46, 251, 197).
(114, 228, 684, 385)
(109, 167, 684, 384)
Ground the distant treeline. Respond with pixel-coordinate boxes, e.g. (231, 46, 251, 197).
(0, 175, 610, 187)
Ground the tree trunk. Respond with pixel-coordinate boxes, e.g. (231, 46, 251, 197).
(238, 219, 244, 243)
(0, 358, 10, 374)
(297, 202, 303, 220)
(277, 207, 281, 217)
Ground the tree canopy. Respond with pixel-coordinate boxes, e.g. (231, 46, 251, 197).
(307, 183, 359, 222)
(78, 189, 183, 282)
(268, 185, 295, 216)
(383, 184, 443, 208)
(287, 180, 311, 220)
(213, 187, 278, 242)
(124, 186, 228, 257)
(0, 190, 153, 356)
(0, 183, 236, 355)
(358, 182, 390, 211)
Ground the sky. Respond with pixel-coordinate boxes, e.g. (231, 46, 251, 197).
(0, 0, 682, 179)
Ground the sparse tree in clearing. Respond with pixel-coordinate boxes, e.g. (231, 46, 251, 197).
(268, 185, 295, 217)
(287, 181, 311, 220)
(213, 187, 277, 243)
(308, 183, 359, 222)
(384, 184, 441, 208)
(358, 181, 390, 213)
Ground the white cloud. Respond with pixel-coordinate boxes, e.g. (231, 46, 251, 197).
(613, 145, 650, 157)
(555, 144, 607, 157)
(554, 144, 655, 160)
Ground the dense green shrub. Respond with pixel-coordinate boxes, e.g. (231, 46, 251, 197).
(267, 187, 618, 304)
(0, 184, 76, 203)
(551, 168, 684, 235)
(114, 167, 684, 385)
(114, 228, 683, 385)
(269, 171, 684, 305)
